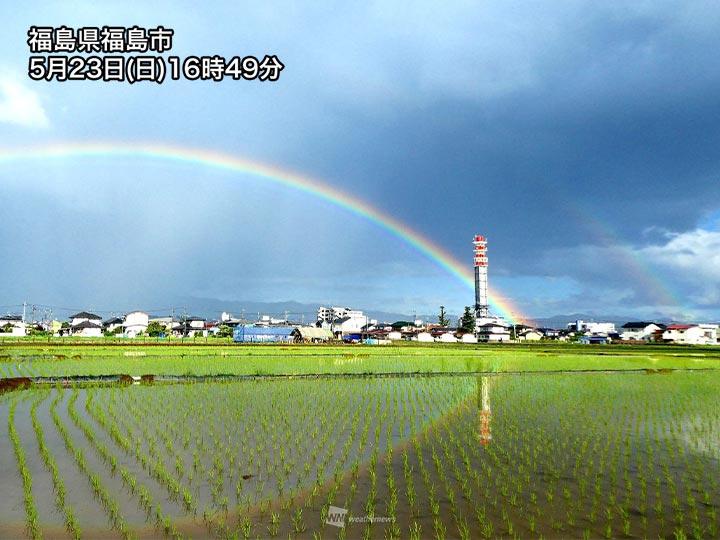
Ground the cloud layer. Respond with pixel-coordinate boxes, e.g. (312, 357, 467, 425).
(1, 2, 720, 322)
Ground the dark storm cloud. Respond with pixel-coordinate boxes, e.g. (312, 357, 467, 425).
(3, 1, 720, 318)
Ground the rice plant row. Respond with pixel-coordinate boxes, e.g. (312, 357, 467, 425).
(0, 371, 718, 538)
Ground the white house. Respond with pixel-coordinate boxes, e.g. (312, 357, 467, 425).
(0, 315, 26, 337)
(103, 316, 124, 334)
(175, 316, 207, 337)
(318, 306, 364, 324)
(123, 311, 149, 338)
(568, 320, 616, 335)
(436, 333, 458, 343)
(416, 332, 434, 342)
(621, 322, 664, 341)
(477, 323, 511, 342)
(661, 325, 706, 345)
(461, 333, 478, 343)
(518, 330, 543, 341)
(698, 324, 719, 344)
(69, 311, 103, 337)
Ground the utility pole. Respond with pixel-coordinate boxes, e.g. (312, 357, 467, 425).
(30, 304, 36, 325)
(22, 302, 27, 323)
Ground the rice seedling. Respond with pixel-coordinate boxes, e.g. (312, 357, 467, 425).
(9, 395, 42, 539)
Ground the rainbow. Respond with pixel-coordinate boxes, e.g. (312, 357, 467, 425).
(0, 141, 525, 323)
(564, 202, 681, 310)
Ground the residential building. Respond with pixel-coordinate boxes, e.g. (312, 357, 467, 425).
(103, 316, 124, 334)
(661, 324, 718, 345)
(332, 315, 367, 335)
(0, 314, 26, 337)
(698, 324, 719, 344)
(123, 311, 149, 338)
(436, 332, 458, 343)
(518, 330, 543, 341)
(620, 322, 664, 341)
(477, 323, 511, 342)
(149, 316, 181, 331)
(68, 311, 102, 337)
(317, 306, 365, 325)
(172, 316, 207, 337)
(537, 328, 562, 340)
(415, 332, 434, 342)
(568, 320, 616, 335)
(661, 325, 704, 344)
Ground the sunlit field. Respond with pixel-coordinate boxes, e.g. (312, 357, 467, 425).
(2, 342, 720, 378)
(1, 343, 719, 539)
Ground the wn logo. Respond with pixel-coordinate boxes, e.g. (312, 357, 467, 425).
(326, 506, 348, 528)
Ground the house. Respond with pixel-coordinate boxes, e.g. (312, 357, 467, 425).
(518, 330, 543, 341)
(436, 332, 458, 343)
(477, 323, 511, 342)
(661, 325, 716, 345)
(698, 324, 719, 344)
(149, 315, 182, 332)
(123, 311, 149, 338)
(461, 333, 478, 343)
(620, 322, 664, 341)
(317, 306, 372, 335)
(103, 316, 124, 334)
(430, 326, 458, 340)
(48, 320, 62, 335)
(317, 306, 365, 324)
(415, 332, 434, 342)
(68, 311, 103, 337)
(537, 328, 562, 340)
(568, 320, 616, 335)
(172, 316, 207, 337)
(0, 314, 26, 337)
(390, 321, 417, 332)
(332, 315, 367, 335)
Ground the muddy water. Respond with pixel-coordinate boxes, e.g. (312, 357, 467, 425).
(1, 372, 719, 539)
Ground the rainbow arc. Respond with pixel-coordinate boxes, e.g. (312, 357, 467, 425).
(0, 141, 526, 323)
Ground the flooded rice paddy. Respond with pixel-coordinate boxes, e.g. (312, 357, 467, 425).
(1, 370, 719, 539)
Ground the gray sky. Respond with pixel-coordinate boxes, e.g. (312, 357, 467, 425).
(2, 1, 720, 322)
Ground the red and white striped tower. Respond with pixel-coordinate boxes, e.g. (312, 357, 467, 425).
(473, 235, 490, 319)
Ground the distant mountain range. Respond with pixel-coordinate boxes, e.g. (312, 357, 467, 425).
(173, 297, 668, 329)
(171, 296, 428, 325)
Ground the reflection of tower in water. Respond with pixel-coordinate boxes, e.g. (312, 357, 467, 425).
(477, 376, 492, 445)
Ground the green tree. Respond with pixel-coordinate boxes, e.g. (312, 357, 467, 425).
(459, 306, 475, 333)
(146, 321, 166, 337)
(438, 306, 450, 327)
(215, 325, 233, 338)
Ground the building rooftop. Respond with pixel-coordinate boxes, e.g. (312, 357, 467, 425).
(69, 311, 101, 320)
